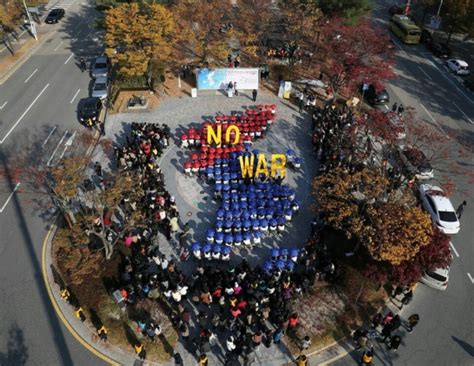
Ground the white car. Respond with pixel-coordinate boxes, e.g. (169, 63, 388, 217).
(446, 59, 470, 76)
(420, 266, 450, 291)
(419, 184, 460, 234)
(92, 76, 108, 100)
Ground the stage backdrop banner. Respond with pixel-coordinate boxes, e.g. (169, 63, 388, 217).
(196, 68, 259, 90)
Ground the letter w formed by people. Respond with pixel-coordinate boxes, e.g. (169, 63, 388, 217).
(239, 155, 255, 178)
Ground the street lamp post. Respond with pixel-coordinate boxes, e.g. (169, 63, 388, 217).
(437, 0, 444, 15)
(22, 0, 38, 40)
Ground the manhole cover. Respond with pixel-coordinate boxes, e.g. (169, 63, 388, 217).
(186, 211, 192, 217)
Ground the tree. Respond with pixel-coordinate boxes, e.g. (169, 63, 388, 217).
(315, 17, 395, 97)
(173, 0, 233, 65)
(363, 203, 433, 265)
(104, 2, 175, 77)
(363, 229, 452, 286)
(440, 0, 474, 43)
(318, 0, 371, 24)
(312, 166, 390, 240)
(232, 0, 275, 64)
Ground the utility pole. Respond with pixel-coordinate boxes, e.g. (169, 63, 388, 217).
(22, 0, 38, 40)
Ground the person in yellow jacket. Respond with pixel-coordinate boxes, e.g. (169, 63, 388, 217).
(134, 342, 146, 360)
(97, 325, 108, 341)
(198, 354, 208, 366)
(60, 288, 70, 301)
(296, 354, 308, 366)
(74, 307, 86, 322)
(360, 350, 373, 365)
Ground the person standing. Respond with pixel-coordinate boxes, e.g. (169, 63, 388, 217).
(298, 93, 305, 114)
(400, 289, 413, 308)
(94, 162, 102, 178)
(397, 104, 404, 115)
(360, 350, 373, 365)
(380, 323, 392, 342)
(456, 200, 467, 219)
(300, 335, 312, 351)
(406, 314, 419, 332)
(80, 57, 86, 72)
(198, 354, 208, 366)
(296, 354, 308, 366)
(387, 334, 402, 350)
(252, 89, 258, 102)
(391, 102, 398, 112)
(134, 342, 146, 360)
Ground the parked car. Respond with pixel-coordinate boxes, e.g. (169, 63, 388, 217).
(91, 77, 108, 100)
(446, 59, 470, 75)
(402, 147, 434, 180)
(91, 56, 110, 78)
(78, 97, 103, 126)
(427, 41, 452, 59)
(419, 184, 460, 234)
(45, 8, 65, 23)
(420, 266, 450, 290)
(360, 84, 390, 105)
(420, 29, 433, 44)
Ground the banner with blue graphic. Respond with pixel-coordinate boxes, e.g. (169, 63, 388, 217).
(196, 68, 259, 90)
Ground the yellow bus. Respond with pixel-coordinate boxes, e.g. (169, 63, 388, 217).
(390, 15, 421, 44)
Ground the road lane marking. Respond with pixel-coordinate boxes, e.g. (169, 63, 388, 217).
(70, 89, 80, 104)
(429, 60, 474, 105)
(418, 66, 432, 80)
(449, 241, 459, 257)
(73, 19, 83, 30)
(0, 83, 50, 144)
(53, 41, 63, 51)
(467, 273, 474, 284)
(64, 53, 74, 64)
(0, 101, 7, 109)
(0, 182, 21, 213)
(47, 130, 68, 166)
(384, 104, 389, 110)
(419, 103, 449, 137)
(452, 102, 473, 124)
(58, 130, 76, 160)
(42, 125, 58, 147)
(24, 68, 38, 83)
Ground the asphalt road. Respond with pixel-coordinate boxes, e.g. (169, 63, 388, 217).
(328, 2, 474, 366)
(0, 1, 107, 365)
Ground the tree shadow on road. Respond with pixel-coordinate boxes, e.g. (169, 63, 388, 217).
(0, 323, 28, 366)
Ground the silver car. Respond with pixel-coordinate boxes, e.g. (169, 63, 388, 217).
(91, 56, 109, 78)
(92, 77, 108, 100)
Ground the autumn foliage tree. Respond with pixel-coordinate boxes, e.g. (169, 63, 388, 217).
(363, 203, 433, 264)
(173, 0, 232, 65)
(315, 17, 395, 96)
(364, 229, 452, 286)
(104, 2, 175, 77)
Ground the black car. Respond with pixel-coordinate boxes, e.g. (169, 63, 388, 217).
(427, 41, 452, 59)
(79, 97, 102, 127)
(45, 8, 65, 23)
(360, 84, 390, 105)
(401, 147, 434, 180)
(420, 29, 433, 44)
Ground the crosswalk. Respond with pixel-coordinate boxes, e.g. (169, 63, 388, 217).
(45, 0, 79, 11)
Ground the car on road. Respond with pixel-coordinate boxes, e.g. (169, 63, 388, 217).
(360, 84, 390, 106)
(91, 56, 110, 78)
(45, 8, 65, 23)
(446, 59, 470, 76)
(427, 41, 452, 59)
(78, 97, 103, 126)
(419, 184, 460, 234)
(91, 77, 108, 100)
(402, 147, 434, 180)
(420, 266, 450, 290)
(420, 29, 433, 44)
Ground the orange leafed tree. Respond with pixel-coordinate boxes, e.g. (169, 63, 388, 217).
(104, 2, 175, 77)
(363, 203, 433, 265)
(173, 0, 232, 65)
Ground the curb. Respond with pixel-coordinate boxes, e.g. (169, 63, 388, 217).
(41, 222, 121, 366)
